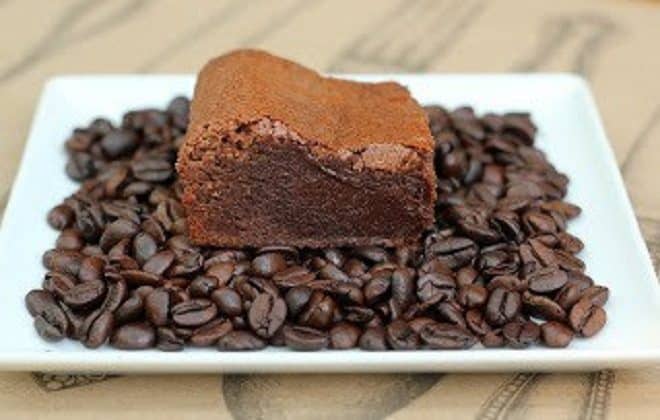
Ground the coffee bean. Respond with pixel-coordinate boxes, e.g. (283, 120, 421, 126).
(527, 267, 567, 293)
(189, 318, 233, 346)
(485, 288, 521, 327)
(133, 232, 158, 265)
(188, 275, 218, 297)
(143, 250, 175, 275)
(115, 294, 143, 325)
(522, 291, 566, 321)
(540, 321, 574, 348)
(425, 237, 477, 269)
(359, 327, 388, 350)
(297, 291, 335, 329)
(385, 320, 419, 350)
(63, 281, 106, 310)
(43, 272, 76, 300)
(101, 130, 138, 158)
(283, 325, 328, 351)
(157, 327, 184, 351)
(172, 299, 218, 328)
(121, 269, 161, 287)
(251, 252, 288, 277)
(457, 284, 488, 308)
(47, 205, 74, 230)
(420, 322, 477, 349)
(455, 266, 479, 288)
(131, 158, 173, 182)
(25, 290, 69, 339)
(579, 285, 609, 307)
(111, 322, 155, 349)
(42, 249, 83, 277)
(218, 330, 266, 351)
(503, 321, 539, 348)
(55, 229, 84, 251)
(205, 262, 235, 286)
(145, 289, 170, 326)
(84, 311, 114, 348)
(99, 219, 139, 252)
(569, 297, 607, 337)
(211, 287, 243, 317)
(465, 309, 491, 336)
(329, 322, 361, 349)
(364, 275, 391, 305)
(416, 272, 455, 304)
(248, 294, 286, 338)
(34, 316, 67, 341)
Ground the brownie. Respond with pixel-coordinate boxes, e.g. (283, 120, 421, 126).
(177, 49, 437, 248)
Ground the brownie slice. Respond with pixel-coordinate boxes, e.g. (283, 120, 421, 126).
(177, 49, 436, 248)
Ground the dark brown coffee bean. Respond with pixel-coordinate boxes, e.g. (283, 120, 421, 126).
(55, 229, 84, 251)
(465, 309, 491, 336)
(556, 232, 584, 254)
(143, 250, 175, 275)
(329, 322, 361, 349)
(555, 250, 586, 272)
(211, 287, 243, 317)
(189, 319, 233, 347)
(457, 284, 488, 308)
(157, 327, 184, 351)
(121, 269, 161, 287)
(251, 252, 288, 277)
(579, 285, 609, 307)
(218, 330, 266, 351)
(133, 232, 158, 265)
(364, 275, 391, 305)
(62, 281, 106, 310)
(77, 256, 105, 283)
(527, 267, 568, 293)
(455, 266, 479, 288)
(248, 294, 286, 338)
(426, 237, 477, 269)
(416, 272, 455, 304)
(272, 266, 314, 288)
(569, 298, 607, 337)
(111, 322, 155, 349)
(522, 291, 566, 321)
(43, 272, 76, 300)
(283, 325, 328, 351)
(84, 311, 114, 348)
(540, 200, 581, 219)
(42, 249, 83, 277)
(34, 316, 67, 341)
(297, 291, 335, 329)
(385, 320, 419, 350)
(540, 321, 574, 348)
(503, 321, 539, 348)
(47, 205, 74, 230)
(66, 152, 95, 180)
(420, 322, 477, 349)
(485, 287, 521, 327)
(115, 294, 143, 325)
(145, 289, 170, 326)
(25, 290, 69, 339)
(100, 129, 138, 158)
(99, 219, 139, 252)
(188, 275, 218, 297)
(131, 158, 173, 182)
(172, 299, 218, 328)
(390, 267, 415, 312)
(487, 275, 527, 292)
(359, 327, 388, 350)
(407, 317, 435, 334)
(203, 262, 235, 286)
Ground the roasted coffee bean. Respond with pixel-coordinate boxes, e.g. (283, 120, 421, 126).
(487, 275, 527, 292)
(390, 267, 415, 313)
(457, 284, 488, 308)
(204, 262, 235, 286)
(143, 250, 175, 275)
(101, 279, 127, 313)
(43, 272, 76, 300)
(145, 288, 170, 326)
(540, 321, 574, 348)
(425, 237, 477, 269)
(251, 252, 288, 277)
(133, 232, 158, 265)
(115, 294, 143, 325)
(172, 299, 218, 327)
(55, 229, 84, 251)
(364, 275, 391, 305)
(111, 322, 155, 349)
(77, 256, 105, 282)
(579, 285, 609, 307)
(218, 330, 266, 351)
(42, 249, 83, 277)
(416, 271, 455, 304)
(408, 317, 436, 334)
(47, 205, 74, 230)
(297, 291, 335, 329)
(329, 322, 361, 349)
(522, 291, 566, 321)
(34, 316, 67, 341)
(527, 267, 568, 293)
(485, 288, 521, 327)
(211, 287, 243, 317)
(385, 320, 419, 350)
(188, 275, 218, 297)
(420, 322, 477, 349)
(66, 152, 95, 180)
(272, 265, 314, 288)
(465, 309, 491, 336)
(63, 281, 106, 310)
(248, 294, 286, 338)
(157, 327, 184, 351)
(359, 327, 388, 350)
(502, 321, 540, 349)
(131, 158, 173, 182)
(84, 311, 114, 348)
(100, 130, 138, 158)
(25, 290, 69, 339)
(569, 297, 607, 337)
(283, 325, 328, 351)
(189, 318, 233, 346)
(455, 266, 479, 288)
(99, 219, 139, 251)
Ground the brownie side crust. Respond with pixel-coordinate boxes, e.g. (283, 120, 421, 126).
(179, 118, 436, 248)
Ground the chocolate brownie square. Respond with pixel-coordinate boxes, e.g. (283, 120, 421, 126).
(177, 49, 436, 248)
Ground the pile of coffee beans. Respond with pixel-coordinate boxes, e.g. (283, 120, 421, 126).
(25, 97, 608, 351)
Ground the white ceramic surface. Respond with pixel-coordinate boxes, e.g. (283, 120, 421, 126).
(0, 74, 658, 373)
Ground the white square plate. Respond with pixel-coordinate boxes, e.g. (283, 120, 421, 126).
(0, 74, 658, 373)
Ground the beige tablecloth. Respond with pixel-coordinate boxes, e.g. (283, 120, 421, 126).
(1, 0, 659, 418)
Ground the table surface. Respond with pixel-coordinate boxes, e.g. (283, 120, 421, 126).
(1, 0, 659, 418)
